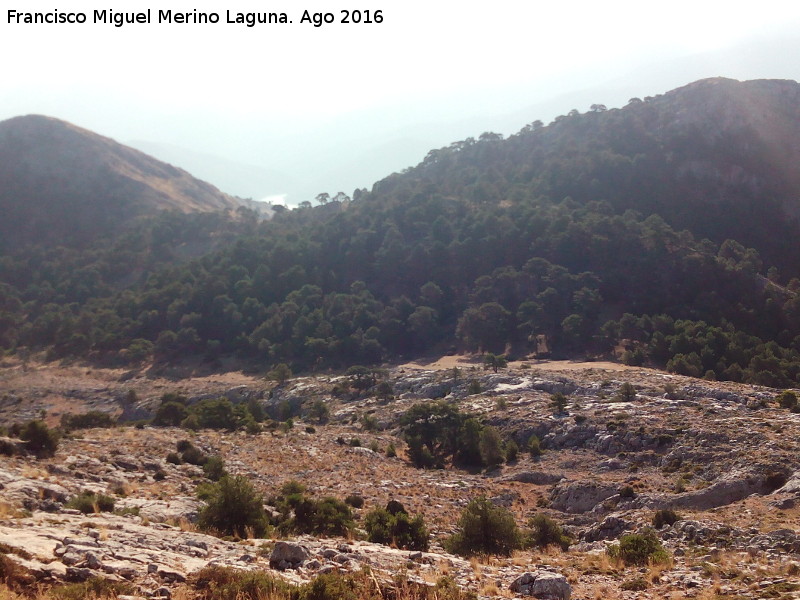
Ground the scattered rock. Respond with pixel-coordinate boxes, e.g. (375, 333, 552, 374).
(269, 541, 309, 570)
(504, 471, 564, 485)
(550, 482, 618, 513)
(510, 571, 571, 599)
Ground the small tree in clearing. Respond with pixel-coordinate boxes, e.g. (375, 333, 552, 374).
(444, 496, 521, 557)
(483, 353, 508, 373)
(198, 475, 268, 538)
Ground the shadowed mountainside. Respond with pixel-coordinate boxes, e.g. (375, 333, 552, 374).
(0, 115, 240, 250)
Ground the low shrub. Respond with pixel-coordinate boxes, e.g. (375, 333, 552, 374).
(176, 439, 194, 452)
(364, 504, 429, 551)
(20, 420, 59, 458)
(203, 455, 227, 481)
(198, 475, 268, 538)
(181, 445, 208, 466)
(607, 529, 670, 566)
(528, 434, 542, 458)
(191, 565, 290, 600)
(50, 577, 134, 600)
(280, 480, 307, 496)
(345, 494, 365, 509)
(66, 491, 115, 514)
(777, 390, 798, 410)
(166, 452, 182, 465)
(621, 577, 649, 591)
(293, 497, 354, 537)
(652, 508, 680, 529)
(153, 401, 189, 427)
(444, 496, 520, 557)
(295, 572, 369, 600)
(60, 411, 115, 431)
(525, 513, 572, 550)
(505, 440, 519, 463)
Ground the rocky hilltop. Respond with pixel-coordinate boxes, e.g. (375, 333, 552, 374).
(1, 358, 799, 599)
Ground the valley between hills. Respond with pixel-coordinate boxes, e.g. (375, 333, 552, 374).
(3, 77, 800, 599)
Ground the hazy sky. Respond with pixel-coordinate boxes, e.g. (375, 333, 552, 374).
(3, 0, 800, 204)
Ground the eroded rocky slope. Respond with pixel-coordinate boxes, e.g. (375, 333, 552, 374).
(1, 358, 800, 599)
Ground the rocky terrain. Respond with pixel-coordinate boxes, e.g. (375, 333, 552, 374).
(1, 356, 800, 599)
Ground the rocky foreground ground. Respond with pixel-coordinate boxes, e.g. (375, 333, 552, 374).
(1, 357, 800, 599)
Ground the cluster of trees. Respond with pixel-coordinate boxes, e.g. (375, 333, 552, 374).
(199, 476, 428, 551)
(400, 401, 517, 469)
(3, 81, 800, 385)
(444, 497, 572, 557)
(602, 313, 800, 387)
(153, 392, 265, 432)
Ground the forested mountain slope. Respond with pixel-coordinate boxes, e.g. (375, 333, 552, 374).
(2, 78, 800, 386)
(378, 77, 800, 274)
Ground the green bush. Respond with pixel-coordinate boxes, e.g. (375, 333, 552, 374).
(652, 508, 680, 529)
(386, 443, 397, 458)
(621, 577, 649, 591)
(166, 452, 182, 464)
(467, 379, 482, 395)
(777, 390, 798, 410)
(345, 494, 365, 509)
(295, 572, 364, 600)
(153, 401, 189, 427)
(190, 565, 290, 600)
(361, 413, 379, 431)
(528, 434, 542, 458)
(525, 514, 572, 550)
(615, 382, 637, 402)
(505, 440, 519, 463)
(20, 420, 59, 458)
(193, 397, 238, 430)
(376, 381, 394, 399)
(66, 491, 115, 514)
(181, 444, 208, 466)
(607, 529, 670, 566)
(307, 399, 330, 424)
(60, 411, 115, 431)
(181, 414, 201, 430)
(549, 393, 568, 414)
(281, 480, 307, 496)
(50, 577, 134, 600)
(386, 499, 406, 515)
(293, 497, 354, 536)
(364, 505, 429, 551)
(479, 426, 505, 467)
(198, 475, 269, 538)
(406, 435, 437, 468)
(203, 455, 227, 481)
(444, 496, 520, 557)
(268, 363, 292, 384)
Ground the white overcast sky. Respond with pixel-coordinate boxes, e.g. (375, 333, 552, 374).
(2, 0, 800, 203)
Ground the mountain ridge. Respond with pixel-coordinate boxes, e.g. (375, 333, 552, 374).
(3, 78, 800, 387)
(0, 114, 241, 249)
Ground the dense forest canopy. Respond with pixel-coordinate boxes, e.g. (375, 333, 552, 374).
(3, 78, 800, 386)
